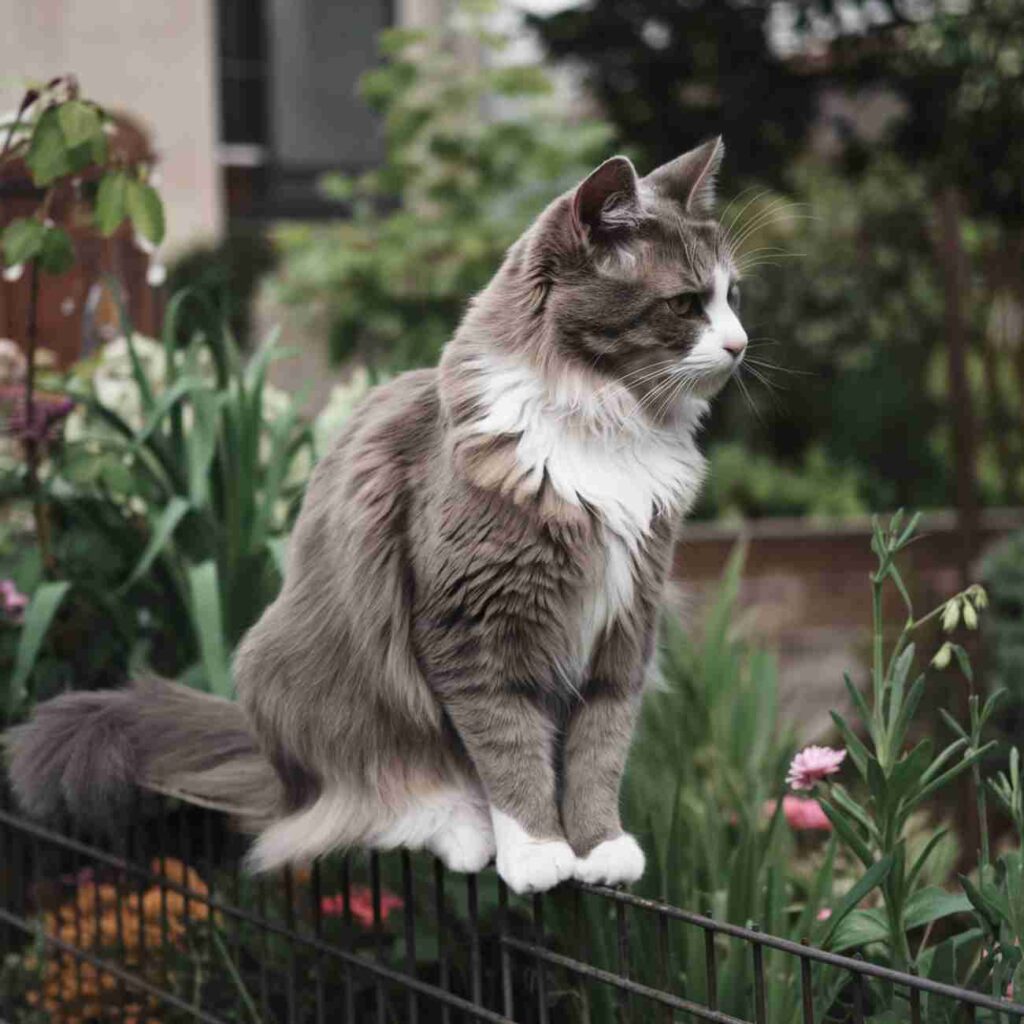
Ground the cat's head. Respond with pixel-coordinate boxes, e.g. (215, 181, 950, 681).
(511, 138, 746, 415)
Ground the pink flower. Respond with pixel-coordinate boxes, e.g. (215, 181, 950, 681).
(786, 746, 846, 790)
(816, 907, 832, 921)
(782, 796, 832, 831)
(320, 885, 403, 927)
(0, 579, 28, 622)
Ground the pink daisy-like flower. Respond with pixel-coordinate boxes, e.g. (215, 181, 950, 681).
(786, 746, 846, 791)
(816, 907, 832, 922)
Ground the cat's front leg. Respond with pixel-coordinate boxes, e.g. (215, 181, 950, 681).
(562, 683, 645, 887)
(439, 687, 575, 894)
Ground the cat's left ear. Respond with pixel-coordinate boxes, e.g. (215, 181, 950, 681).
(644, 136, 724, 217)
(571, 155, 643, 242)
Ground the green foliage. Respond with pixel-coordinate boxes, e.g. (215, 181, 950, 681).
(2, 294, 313, 713)
(167, 231, 278, 346)
(272, 11, 614, 372)
(696, 442, 867, 520)
(0, 77, 165, 278)
(809, 511, 996, 999)
(980, 529, 1024, 702)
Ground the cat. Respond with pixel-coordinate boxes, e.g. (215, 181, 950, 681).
(6, 138, 747, 895)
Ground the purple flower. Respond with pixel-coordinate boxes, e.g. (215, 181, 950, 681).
(1, 386, 75, 445)
(786, 746, 846, 791)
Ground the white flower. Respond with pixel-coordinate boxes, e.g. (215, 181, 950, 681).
(932, 642, 953, 669)
(3, 263, 24, 283)
(963, 601, 978, 630)
(147, 262, 167, 287)
(941, 599, 961, 633)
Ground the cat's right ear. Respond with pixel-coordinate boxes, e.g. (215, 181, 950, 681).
(571, 156, 643, 244)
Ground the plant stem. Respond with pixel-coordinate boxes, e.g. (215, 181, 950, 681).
(23, 260, 54, 574)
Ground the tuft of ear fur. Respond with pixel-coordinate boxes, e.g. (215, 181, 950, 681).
(572, 156, 643, 241)
(644, 137, 724, 217)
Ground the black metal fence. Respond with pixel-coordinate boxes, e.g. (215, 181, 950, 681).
(1, 787, 1022, 1024)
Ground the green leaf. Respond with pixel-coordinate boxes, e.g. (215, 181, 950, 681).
(117, 497, 191, 594)
(95, 171, 128, 236)
(2, 218, 44, 265)
(938, 707, 968, 740)
(887, 738, 933, 804)
(126, 180, 165, 246)
(26, 107, 69, 186)
(56, 100, 101, 148)
(829, 908, 889, 952)
(949, 642, 973, 683)
(906, 827, 950, 894)
(8, 581, 71, 715)
(844, 672, 872, 728)
(904, 886, 972, 929)
(37, 226, 74, 275)
(819, 796, 874, 868)
(822, 853, 894, 948)
(830, 710, 869, 778)
(959, 873, 1006, 934)
(187, 561, 231, 698)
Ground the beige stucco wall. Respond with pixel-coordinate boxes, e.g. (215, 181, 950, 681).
(0, 0, 223, 258)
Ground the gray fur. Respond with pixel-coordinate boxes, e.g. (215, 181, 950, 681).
(6, 139, 743, 888)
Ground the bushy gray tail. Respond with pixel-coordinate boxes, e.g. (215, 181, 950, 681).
(3, 678, 282, 828)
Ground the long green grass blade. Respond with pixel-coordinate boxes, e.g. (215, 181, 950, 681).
(8, 581, 70, 716)
(118, 497, 190, 595)
(187, 561, 232, 698)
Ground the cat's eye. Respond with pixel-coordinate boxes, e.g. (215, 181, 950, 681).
(666, 293, 699, 317)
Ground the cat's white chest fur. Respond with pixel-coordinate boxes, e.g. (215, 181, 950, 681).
(468, 355, 706, 658)
(578, 527, 634, 664)
(470, 355, 707, 549)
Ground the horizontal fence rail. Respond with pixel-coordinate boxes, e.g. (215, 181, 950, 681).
(1, 787, 1023, 1023)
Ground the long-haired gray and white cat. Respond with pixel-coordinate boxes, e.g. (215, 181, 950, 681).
(7, 138, 747, 894)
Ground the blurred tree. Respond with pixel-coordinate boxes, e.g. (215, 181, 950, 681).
(528, 0, 911, 186)
(271, 12, 613, 371)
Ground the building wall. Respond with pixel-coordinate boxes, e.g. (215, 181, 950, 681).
(0, 0, 223, 257)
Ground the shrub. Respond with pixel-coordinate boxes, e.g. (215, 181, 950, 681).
(271, 10, 615, 373)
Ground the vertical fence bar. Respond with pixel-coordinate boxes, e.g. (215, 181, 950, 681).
(851, 957, 866, 1024)
(533, 893, 550, 1024)
(342, 854, 355, 1024)
(401, 850, 419, 1024)
(284, 865, 298, 1024)
(371, 851, 387, 1024)
(704, 920, 719, 1011)
(433, 859, 451, 1024)
(256, 874, 271, 1020)
(751, 926, 767, 1024)
(909, 969, 922, 1024)
(313, 859, 326, 1024)
(615, 898, 630, 1024)
(498, 879, 513, 1022)
(156, 794, 171, 994)
(657, 910, 672, 1024)
(69, 814, 84, 1010)
(467, 873, 483, 1012)
(800, 941, 814, 1024)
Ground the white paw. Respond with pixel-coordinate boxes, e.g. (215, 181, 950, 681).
(430, 819, 496, 873)
(573, 834, 645, 886)
(497, 838, 576, 894)
(491, 808, 575, 894)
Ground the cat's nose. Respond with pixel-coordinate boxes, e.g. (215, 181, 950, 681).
(723, 331, 748, 359)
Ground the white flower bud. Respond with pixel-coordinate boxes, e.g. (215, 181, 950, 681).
(932, 642, 953, 669)
(3, 263, 24, 282)
(963, 601, 978, 630)
(941, 599, 961, 633)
